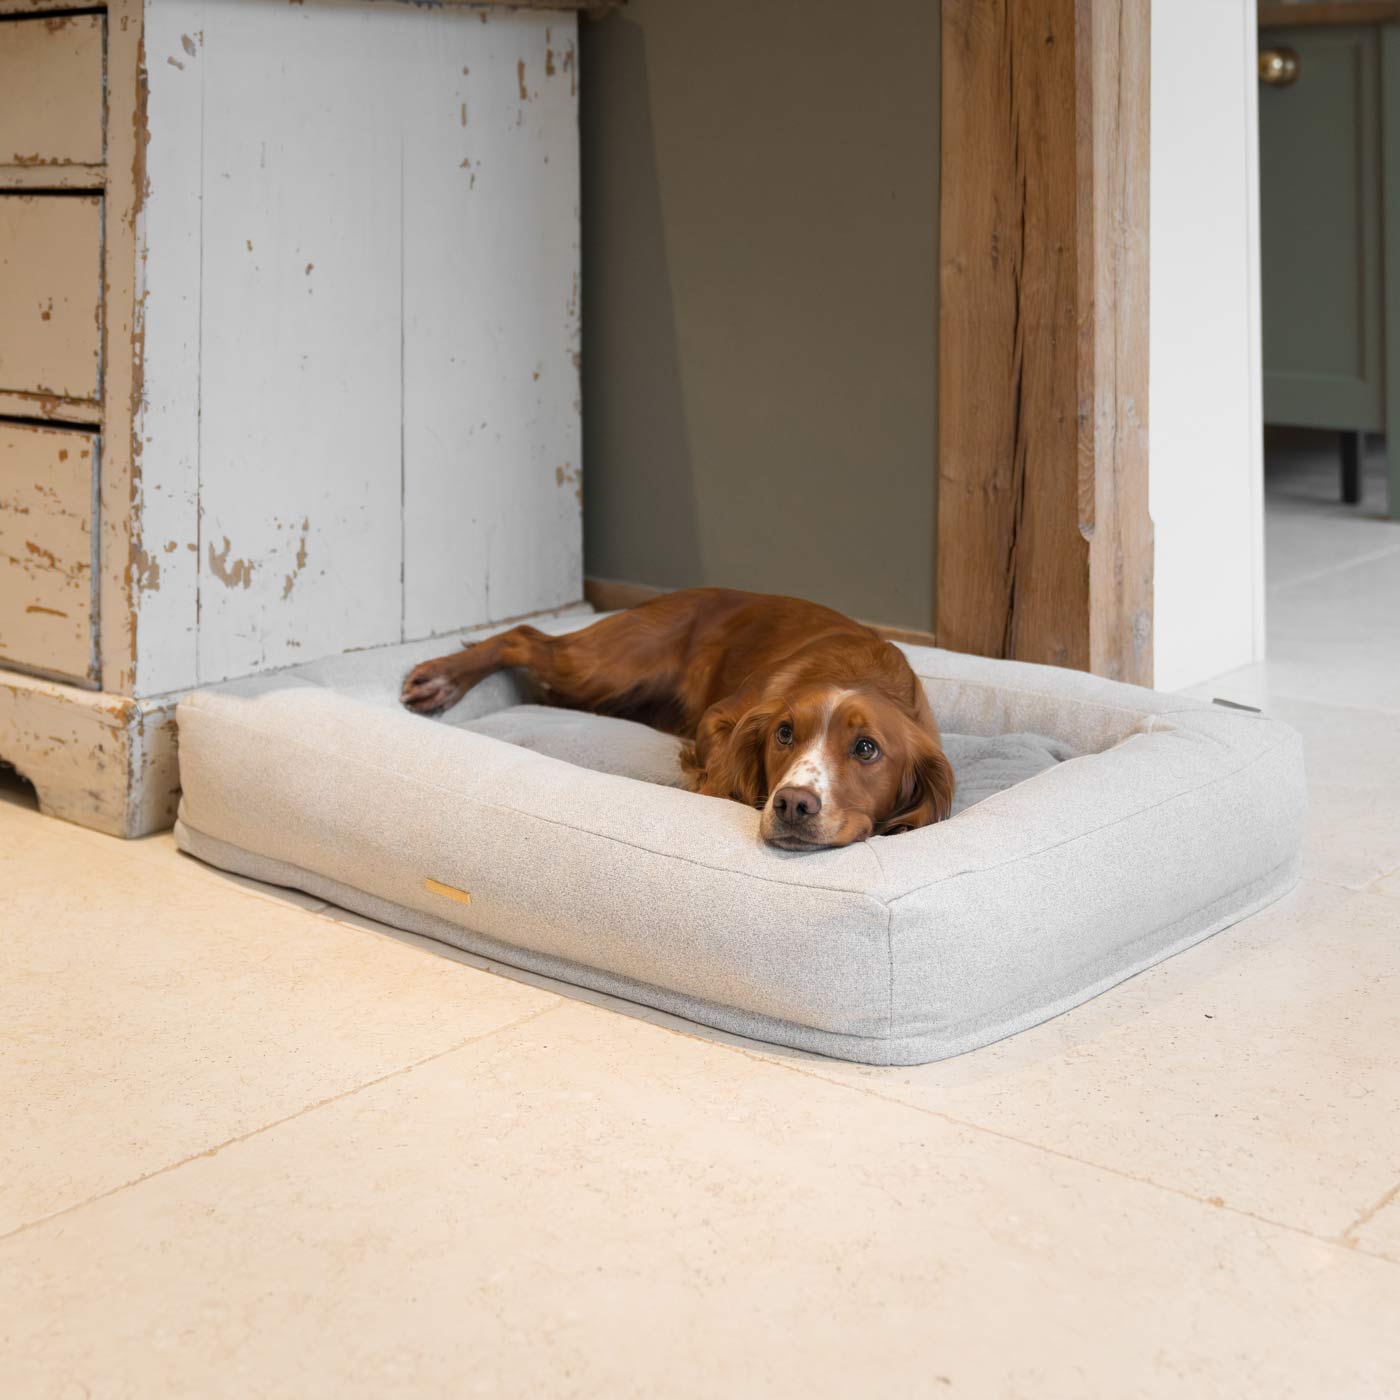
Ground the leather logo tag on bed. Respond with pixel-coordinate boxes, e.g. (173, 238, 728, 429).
(424, 877, 472, 905)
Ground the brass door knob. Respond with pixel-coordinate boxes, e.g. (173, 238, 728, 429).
(1259, 47, 1300, 87)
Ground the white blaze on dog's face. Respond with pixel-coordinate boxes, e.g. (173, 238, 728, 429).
(764, 688, 849, 832)
(754, 684, 954, 850)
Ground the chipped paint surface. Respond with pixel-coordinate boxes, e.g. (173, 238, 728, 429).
(96, 0, 152, 699)
(0, 12, 105, 167)
(128, 0, 203, 697)
(0, 670, 180, 837)
(0, 423, 97, 685)
(281, 520, 310, 599)
(207, 537, 255, 590)
(402, 7, 581, 638)
(0, 197, 103, 401)
(100, 1, 580, 703)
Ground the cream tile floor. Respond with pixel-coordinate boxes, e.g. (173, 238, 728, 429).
(4, 441, 1400, 1397)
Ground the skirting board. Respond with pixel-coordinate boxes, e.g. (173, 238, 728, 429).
(582, 577, 939, 649)
(0, 669, 181, 838)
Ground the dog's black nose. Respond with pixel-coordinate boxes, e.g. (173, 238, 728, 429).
(772, 786, 822, 824)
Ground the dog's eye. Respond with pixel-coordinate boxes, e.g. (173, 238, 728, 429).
(776, 723, 794, 746)
(853, 737, 879, 761)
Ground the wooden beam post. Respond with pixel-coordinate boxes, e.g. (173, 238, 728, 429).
(937, 0, 1152, 684)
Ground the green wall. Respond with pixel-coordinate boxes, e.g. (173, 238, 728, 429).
(580, 0, 940, 630)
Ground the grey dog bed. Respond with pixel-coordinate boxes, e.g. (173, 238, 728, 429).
(173, 614, 1305, 1065)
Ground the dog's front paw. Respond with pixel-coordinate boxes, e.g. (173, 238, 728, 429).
(401, 658, 466, 714)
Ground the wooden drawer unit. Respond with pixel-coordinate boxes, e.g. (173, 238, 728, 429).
(0, 0, 585, 839)
(0, 193, 103, 401)
(0, 421, 98, 684)
(0, 12, 105, 169)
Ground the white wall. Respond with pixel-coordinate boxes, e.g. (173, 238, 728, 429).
(135, 0, 581, 695)
(1150, 0, 1266, 692)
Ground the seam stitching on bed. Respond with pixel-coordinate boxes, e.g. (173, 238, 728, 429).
(886, 730, 1300, 905)
(175, 826, 1301, 1062)
(184, 707, 894, 912)
(864, 837, 896, 1049)
(177, 820, 904, 1054)
(182, 701, 1298, 914)
(912, 673, 1201, 721)
(885, 898, 896, 1051)
(907, 852, 1302, 1050)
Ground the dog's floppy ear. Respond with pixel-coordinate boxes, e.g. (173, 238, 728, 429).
(682, 700, 776, 808)
(878, 730, 955, 835)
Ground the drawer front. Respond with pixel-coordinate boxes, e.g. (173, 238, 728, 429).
(0, 194, 102, 401)
(0, 13, 105, 167)
(0, 421, 98, 683)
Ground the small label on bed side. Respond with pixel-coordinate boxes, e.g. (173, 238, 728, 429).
(424, 877, 472, 905)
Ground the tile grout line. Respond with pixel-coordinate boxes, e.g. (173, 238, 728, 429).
(608, 1009, 1400, 1266)
(1307, 870, 1400, 900)
(0, 810, 338, 924)
(0, 1000, 563, 1247)
(1266, 539, 1400, 598)
(1341, 1176, 1400, 1247)
(744, 1047, 1400, 1262)
(15, 809, 1398, 1258)
(1366, 863, 1400, 897)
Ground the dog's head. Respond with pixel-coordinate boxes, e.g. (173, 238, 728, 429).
(706, 682, 955, 850)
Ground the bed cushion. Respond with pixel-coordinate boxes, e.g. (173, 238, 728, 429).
(456, 702, 1074, 817)
(172, 614, 1306, 1066)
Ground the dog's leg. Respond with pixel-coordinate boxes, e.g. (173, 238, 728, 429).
(401, 625, 558, 714)
(400, 614, 687, 719)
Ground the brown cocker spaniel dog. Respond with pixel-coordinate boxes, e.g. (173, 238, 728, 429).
(402, 587, 954, 850)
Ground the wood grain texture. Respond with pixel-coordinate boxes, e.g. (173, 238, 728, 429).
(937, 0, 1151, 682)
(0, 193, 103, 402)
(0, 391, 102, 425)
(0, 12, 104, 168)
(0, 423, 97, 684)
(938, 0, 1087, 670)
(1082, 0, 1152, 682)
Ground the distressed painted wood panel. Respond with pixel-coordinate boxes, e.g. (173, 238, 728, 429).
(137, 0, 583, 691)
(401, 10, 582, 636)
(0, 194, 102, 401)
(194, 0, 405, 684)
(0, 672, 179, 837)
(130, 0, 205, 697)
(0, 422, 97, 683)
(96, 0, 150, 698)
(0, 12, 105, 168)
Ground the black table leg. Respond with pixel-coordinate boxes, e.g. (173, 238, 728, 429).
(1341, 429, 1362, 505)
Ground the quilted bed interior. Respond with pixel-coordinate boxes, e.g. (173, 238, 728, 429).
(455, 703, 1074, 818)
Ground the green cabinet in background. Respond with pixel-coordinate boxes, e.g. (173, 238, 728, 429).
(1259, 22, 1400, 516)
